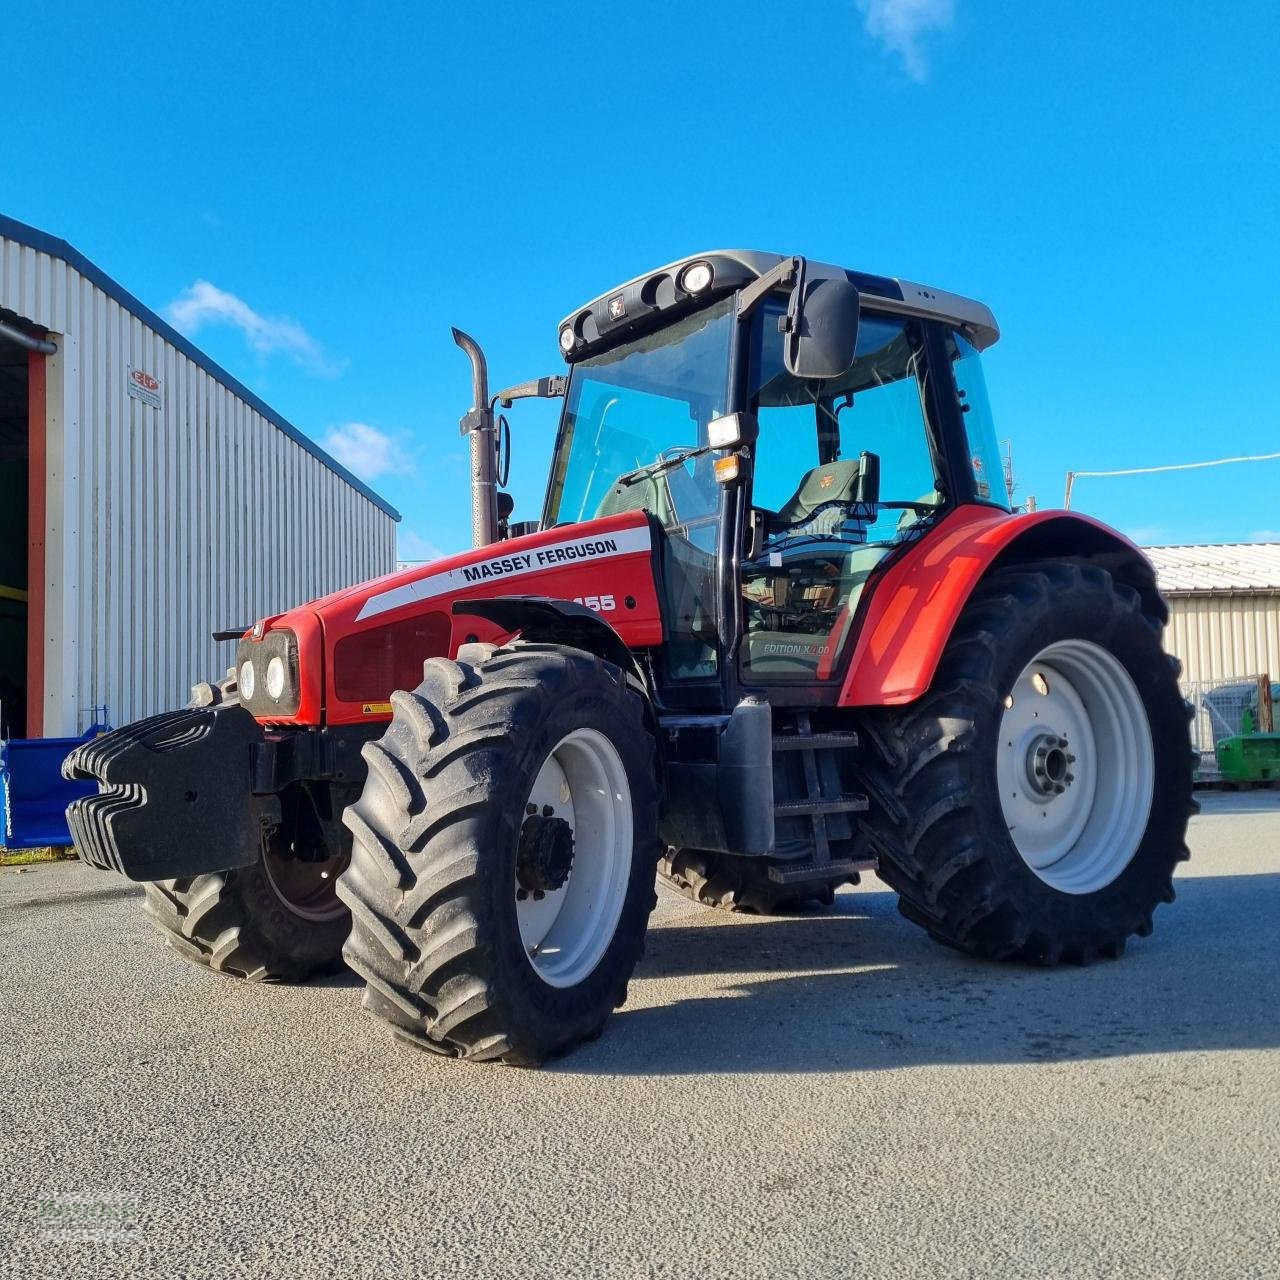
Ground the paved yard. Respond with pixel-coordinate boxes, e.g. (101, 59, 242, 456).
(2, 790, 1278, 1278)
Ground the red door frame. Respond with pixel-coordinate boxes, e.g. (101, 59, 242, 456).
(26, 350, 46, 738)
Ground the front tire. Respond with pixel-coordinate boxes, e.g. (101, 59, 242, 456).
(337, 642, 660, 1066)
(861, 561, 1196, 964)
(142, 845, 351, 982)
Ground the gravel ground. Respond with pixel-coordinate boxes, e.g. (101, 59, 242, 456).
(2, 789, 1278, 1279)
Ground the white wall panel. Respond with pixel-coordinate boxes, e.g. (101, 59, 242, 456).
(1, 231, 398, 735)
(1165, 595, 1280, 686)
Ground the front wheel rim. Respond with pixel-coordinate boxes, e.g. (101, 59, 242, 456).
(262, 844, 349, 922)
(516, 728, 633, 988)
(997, 639, 1154, 895)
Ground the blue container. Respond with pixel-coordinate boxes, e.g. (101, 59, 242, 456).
(1, 725, 108, 850)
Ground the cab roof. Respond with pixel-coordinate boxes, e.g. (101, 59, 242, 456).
(559, 249, 1000, 362)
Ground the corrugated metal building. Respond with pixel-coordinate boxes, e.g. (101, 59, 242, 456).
(1147, 543, 1280, 685)
(0, 214, 398, 740)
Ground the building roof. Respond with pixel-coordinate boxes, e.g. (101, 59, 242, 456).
(0, 213, 399, 520)
(1145, 543, 1280, 595)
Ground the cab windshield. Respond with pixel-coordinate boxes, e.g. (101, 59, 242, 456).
(544, 297, 734, 685)
(542, 297, 733, 535)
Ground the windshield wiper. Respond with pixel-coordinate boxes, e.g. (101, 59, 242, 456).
(617, 445, 710, 487)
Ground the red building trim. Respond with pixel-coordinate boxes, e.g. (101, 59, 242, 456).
(26, 350, 46, 736)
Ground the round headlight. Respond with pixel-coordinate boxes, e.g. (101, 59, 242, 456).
(266, 655, 286, 701)
(558, 325, 576, 354)
(679, 261, 713, 295)
(239, 660, 256, 701)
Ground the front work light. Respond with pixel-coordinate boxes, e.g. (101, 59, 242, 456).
(679, 261, 713, 295)
(707, 413, 744, 450)
(239, 661, 256, 701)
(559, 326, 576, 354)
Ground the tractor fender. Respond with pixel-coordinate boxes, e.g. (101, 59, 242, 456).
(451, 596, 652, 695)
(839, 506, 1161, 707)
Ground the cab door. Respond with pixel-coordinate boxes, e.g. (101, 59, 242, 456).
(740, 307, 952, 691)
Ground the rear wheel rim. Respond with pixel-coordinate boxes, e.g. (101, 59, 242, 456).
(516, 728, 633, 988)
(997, 639, 1154, 895)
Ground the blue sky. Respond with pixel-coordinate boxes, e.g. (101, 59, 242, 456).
(3, 0, 1277, 557)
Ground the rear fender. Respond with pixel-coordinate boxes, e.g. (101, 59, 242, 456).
(839, 506, 1161, 707)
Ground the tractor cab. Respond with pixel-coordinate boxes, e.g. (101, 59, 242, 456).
(535, 252, 1007, 702)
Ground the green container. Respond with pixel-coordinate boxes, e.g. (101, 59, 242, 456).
(1215, 733, 1280, 783)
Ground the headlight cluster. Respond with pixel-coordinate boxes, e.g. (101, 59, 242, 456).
(235, 628, 301, 716)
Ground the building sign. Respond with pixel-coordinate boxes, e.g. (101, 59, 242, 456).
(127, 366, 162, 410)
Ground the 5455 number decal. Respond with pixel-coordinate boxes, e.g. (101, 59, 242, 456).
(573, 594, 617, 613)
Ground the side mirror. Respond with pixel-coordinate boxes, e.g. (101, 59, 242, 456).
(784, 276, 861, 381)
(495, 413, 511, 487)
(855, 450, 881, 506)
(496, 490, 515, 538)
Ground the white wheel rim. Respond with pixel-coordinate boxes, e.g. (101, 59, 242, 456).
(997, 639, 1154, 895)
(516, 728, 633, 988)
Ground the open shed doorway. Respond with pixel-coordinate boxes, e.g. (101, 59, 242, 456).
(0, 329, 30, 739)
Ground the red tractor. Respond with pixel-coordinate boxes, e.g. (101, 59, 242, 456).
(67, 252, 1195, 1065)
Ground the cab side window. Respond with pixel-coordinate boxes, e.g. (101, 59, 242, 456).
(946, 330, 1010, 510)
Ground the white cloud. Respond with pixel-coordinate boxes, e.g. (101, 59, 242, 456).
(397, 528, 446, 565)
(856, 0, 954, 82)
(1249, 529, 1280, 542)
(165, 280, 338, 373)
(321, 422, 411, 483)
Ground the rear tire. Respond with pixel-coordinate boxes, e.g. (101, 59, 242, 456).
(859, 561, 1196, 964)
(659, 848, 843, 914)
(337, 642, 660, 1066)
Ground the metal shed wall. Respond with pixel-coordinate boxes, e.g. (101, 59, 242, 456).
(1164, 594, 1280, 686)
(1, 227, 398, 735)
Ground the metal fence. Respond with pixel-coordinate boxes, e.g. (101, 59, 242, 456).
(1182, 675, 1275, 778)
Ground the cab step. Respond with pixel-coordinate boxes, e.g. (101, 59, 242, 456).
(774, 795, 868, 817)
(771, 730, 860, 752)
(769, 712, 874, 878)
(768, 857, 877, 885)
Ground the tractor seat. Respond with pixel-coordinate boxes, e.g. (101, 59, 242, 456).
(770, 459, 866, 539)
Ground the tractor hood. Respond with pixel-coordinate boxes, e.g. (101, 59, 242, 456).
(243, 511, 665, 727)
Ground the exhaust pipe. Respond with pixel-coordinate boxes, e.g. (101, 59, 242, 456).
(452, 327, 499, 548)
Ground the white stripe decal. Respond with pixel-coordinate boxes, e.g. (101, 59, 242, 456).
(355, 525, 653, 621)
